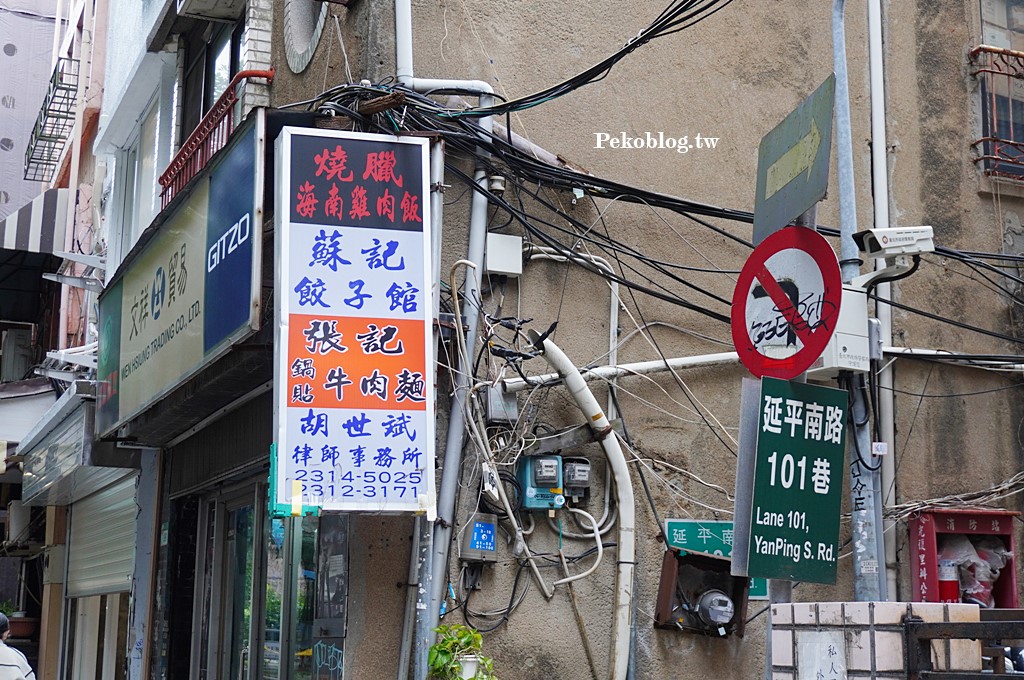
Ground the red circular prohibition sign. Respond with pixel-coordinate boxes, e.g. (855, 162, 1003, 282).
(731, 226, 842, 379)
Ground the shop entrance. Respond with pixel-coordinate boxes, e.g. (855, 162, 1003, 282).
(192, 486, 263, 680)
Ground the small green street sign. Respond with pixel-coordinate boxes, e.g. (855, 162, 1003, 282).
(664, 519, 768, 598)
(747, 377, 846, 583)
(753, 74, 835, 243)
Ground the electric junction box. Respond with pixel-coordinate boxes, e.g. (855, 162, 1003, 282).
(807, 285, 871, 380)
(484, 232, 523, 277)
(484, 384, 519, 425)
(517, 455, 565, 511)
(563, 457, 591, 503)
(461, 513, 498, 563)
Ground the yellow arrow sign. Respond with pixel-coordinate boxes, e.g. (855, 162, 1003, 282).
(763, 118, 821, 200)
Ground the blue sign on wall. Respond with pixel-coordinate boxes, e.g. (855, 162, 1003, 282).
(469, 520, 496, 552)
(205, 123, 257, 352)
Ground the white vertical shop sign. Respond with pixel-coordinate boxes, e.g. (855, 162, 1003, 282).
(273, 128, 435, 516)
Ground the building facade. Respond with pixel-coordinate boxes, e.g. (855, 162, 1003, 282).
(5, 0, 1024, 679)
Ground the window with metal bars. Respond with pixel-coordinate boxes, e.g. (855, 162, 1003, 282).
(973, 1, 1024, 177)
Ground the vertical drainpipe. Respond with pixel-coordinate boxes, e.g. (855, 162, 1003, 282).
(394, 0, 495, 671)
(403, 140, 446, 680)
(867, 0, 899, 602)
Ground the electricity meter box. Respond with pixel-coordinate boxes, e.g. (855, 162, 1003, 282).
(654, 548, 749, 637)
(461, 513, 498, 563)
(516, 455, 565, 511)
(563, 457, 592, 503)
(909, 508, 1018, 608)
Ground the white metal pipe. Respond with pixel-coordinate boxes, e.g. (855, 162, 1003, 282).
(530, 331, 634, 680)
(429, 140, 446, 317)
(502, 351, 740, 394)
(396, 0, 498, 663)
(397, 516, 420, 680)
(882, 347, 1024, 371)
(553, 508, 603, 586)
(867, 0, 898, 603)
(526, 245, 621, 535)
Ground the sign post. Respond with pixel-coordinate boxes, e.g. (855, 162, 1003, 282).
(746, 378, 846, 583)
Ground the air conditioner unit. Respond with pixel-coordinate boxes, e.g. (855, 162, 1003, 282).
(177, 0, 246, 22)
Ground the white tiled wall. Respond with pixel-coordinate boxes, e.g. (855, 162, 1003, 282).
(769, 602, 982, 679)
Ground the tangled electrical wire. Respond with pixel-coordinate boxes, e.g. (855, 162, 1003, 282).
(434, 0, 736, 118)
(882, 470, 1024, 522)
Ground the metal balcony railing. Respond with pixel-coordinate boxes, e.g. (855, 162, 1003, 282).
(24, 58, 80, 182)
(158, 69, 274, 208)
(969, 45, 1024, 178)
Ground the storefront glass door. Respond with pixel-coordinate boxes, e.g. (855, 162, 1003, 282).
(225, 504, 255, 680)
(193, 487, 263, 680)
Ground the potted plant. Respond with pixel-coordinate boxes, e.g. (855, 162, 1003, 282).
(428, 624, 497, 680)
(0, 599, 36, 639)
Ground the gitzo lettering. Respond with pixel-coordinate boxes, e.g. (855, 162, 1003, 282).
(593, 131, 719, 153)
(208, 213, 251, 272)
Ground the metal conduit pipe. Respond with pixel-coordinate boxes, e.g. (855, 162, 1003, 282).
(502, 351, 740, 393)
(405, 140, 447, 680)
(868, 0, 898, 602)
(882, 347, 1024, 371)
(530, 330, 635, 680)
(395, 0, 496, 670)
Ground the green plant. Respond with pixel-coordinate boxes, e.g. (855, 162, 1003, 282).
(427, 624, 497, 679)
(0, 600, 13, 617)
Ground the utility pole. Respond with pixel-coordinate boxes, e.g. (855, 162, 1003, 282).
(832, 0, 886, 602)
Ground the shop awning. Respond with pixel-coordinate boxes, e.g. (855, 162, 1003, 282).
(18, 381, 140, 506)
(0, 188, 70, 322)
(0, 188, 69, 254)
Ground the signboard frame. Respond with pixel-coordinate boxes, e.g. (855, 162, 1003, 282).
(271, 127, 436, 517)
(745, 377, 846, 584)
(96, 110, 266, 438)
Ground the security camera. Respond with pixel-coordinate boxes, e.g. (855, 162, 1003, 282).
(852, 226, 935, 257)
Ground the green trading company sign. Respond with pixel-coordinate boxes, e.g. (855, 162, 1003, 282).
(96, 115, 263, 437)
(747, 377, 846, 583)
(664, 519, 767, 599)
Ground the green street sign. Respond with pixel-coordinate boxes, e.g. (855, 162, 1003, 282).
(747, 377, 846, 583)
(665, 519, 767, 598)
(753, 74, 835, 243)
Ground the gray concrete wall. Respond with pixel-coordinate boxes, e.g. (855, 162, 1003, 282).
(266, 1, 1024, 678)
